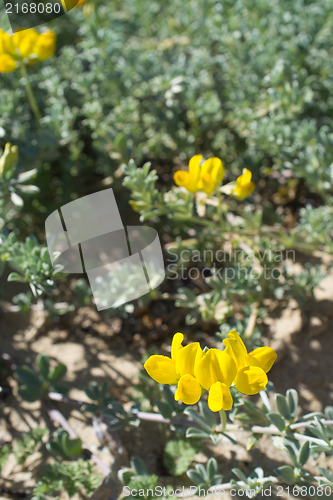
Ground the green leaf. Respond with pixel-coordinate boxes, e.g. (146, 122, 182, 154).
(187, 469, 204, 485)
(17, 185, 39, 194)
(17, 169, 37, 183)
(18, 386, 41, 402)
(7, 272, 25, 283)
(185, 408, 213, 432)
(247, 435, 259, 451)
(206, 457, 218, 480)
(186, 427, 210, 439)
(85, 382, 100, 401)
(298, 441, 310, 467)
(268, 412, 285, 432)
(48, 363, 67, 383)
(163, 439, 197, 476)
(318, 467, 333, 484)
(131, 457, 148, 476)
(0, 444, 12, 472)
(284, 444, 299, 468)
(162, 385, 177, 408)
(16, 366, 43, 389)
(276, 394, 291, 420)
(199, 401, 217, 428)
(157, 401, 173, 419)
(118, 468, 135, 486)
(277, 465, 296, 485)
(46, 440, 64, 457)
(37, 355, 50, 379)
(61, 434, 83, 457)
(10, 192, 23, 207)
(232, 468, 248, 483)
(286, 389, 298, 420)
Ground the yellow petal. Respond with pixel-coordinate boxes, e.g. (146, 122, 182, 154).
(201, 157, 224, 183)
(171, 332, 184, 361)
(0, 54, 16, 72)
(199, 157, 224, 194)
(174, 170, 189, 187)
(234, 366, 268, 395)
(198, 172, 215, 194)
(223, 330, 248, 370)
(0, 31, 15, 55)
(238, 168, 252, 186)
(208, 381, 233, 412)
(144, 355, 178, 385)
(234, 169, 255, 199)
(175, 374, 201, 405)
(34, 31, 56, 61)
(13, 29, 39, 58)
(188, 154, 202, 179)
(195, 348, 236, 390)
(247, 346, 277, 373)
(173, 170, 199, 192)
(176, 342, 203, 377)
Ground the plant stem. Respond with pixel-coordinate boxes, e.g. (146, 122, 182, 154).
(20, 62, 41, 125)
(173, 214, 216, 229)
(47, 392, 333, 447)
(244, 301, 259, 340)
(216, 188, 224, 230)
(42, 399, 110, 476)
(219, 409, 227, 432)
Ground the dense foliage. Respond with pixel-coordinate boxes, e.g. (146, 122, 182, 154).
(1, 0, 332, 498)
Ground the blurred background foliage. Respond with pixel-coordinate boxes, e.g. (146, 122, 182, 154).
(1, 0, 333, 223)
(1, 0, 332, 314)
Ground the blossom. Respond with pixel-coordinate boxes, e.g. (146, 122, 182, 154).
(0, 28, 56, 73)
(144, 330, 276, 413)
(0, 143, 18, 176)
(33, 31, 57, 61)
(194, 348, 237, 412)
(223, 330, 277, 395)
(144, 332, 204, 405)
(222, 168, 255, 200)
(174, 155, 224, 194)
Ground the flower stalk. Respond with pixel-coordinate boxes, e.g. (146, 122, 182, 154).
(20, 62, 41, 125)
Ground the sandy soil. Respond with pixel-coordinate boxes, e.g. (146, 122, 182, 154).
(0, 255, 332, 500)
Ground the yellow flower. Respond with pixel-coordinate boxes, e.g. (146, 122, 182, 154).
(13, 29, 39, 58)
(223, 330, 277, 395)
(174, 155, 224, 194)
(225, 168, 255, 200)
(0, 53, 16, 73)
(0, 143, 18, 176)
(144, 332, 204, 405)
(34, 31, 56, 61)
(0, 30, 15, 72)
(0, 28, 56, 73)
(194, 348, 237, 412)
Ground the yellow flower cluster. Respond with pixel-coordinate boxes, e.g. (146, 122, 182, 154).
(174, 155, 224, 195)
(174, 155, 255, 200)
(0, 28, 56, 73)
(144, 330, 277, 412)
